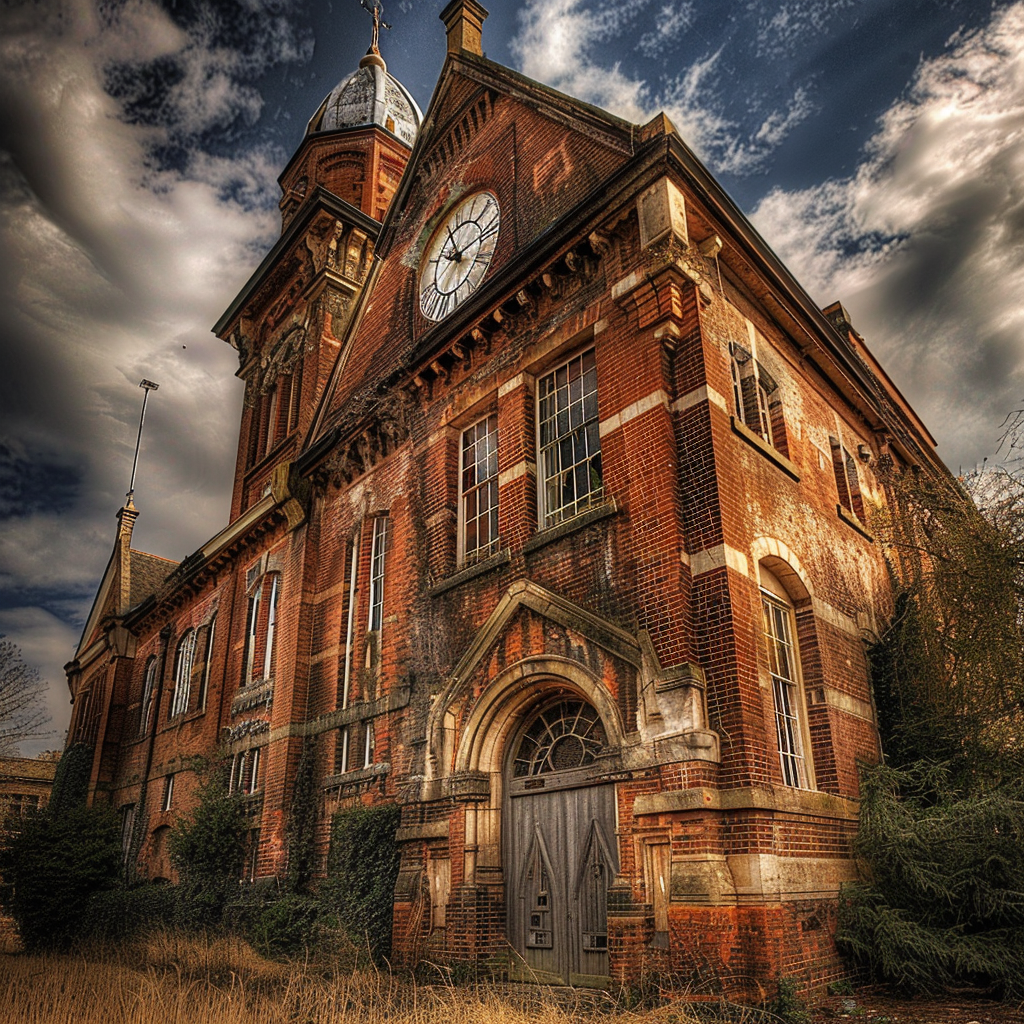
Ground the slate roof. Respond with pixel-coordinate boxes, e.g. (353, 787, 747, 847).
(129, 550, 177, 608)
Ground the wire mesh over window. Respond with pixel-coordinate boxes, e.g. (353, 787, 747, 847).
(762, 591, 807, 788)
(512, 699, 607, 777)
(461, 414, 499, 563)
(538, 349, 602, 527)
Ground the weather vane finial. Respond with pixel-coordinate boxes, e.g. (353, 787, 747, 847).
(360, 0, 391, 55)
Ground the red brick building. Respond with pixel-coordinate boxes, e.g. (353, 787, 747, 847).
(66, 1, 943, 997)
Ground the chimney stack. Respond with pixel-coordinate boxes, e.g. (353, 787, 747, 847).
(440, 0, 488, 57)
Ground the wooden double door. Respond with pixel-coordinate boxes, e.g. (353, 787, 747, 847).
(503, 697, 619, 986)
(505, 781, 618, 985)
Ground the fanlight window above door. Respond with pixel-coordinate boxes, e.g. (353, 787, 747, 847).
(512, 700, 607, 777)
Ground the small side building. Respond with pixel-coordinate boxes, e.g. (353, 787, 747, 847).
(0, 754, 58, 825)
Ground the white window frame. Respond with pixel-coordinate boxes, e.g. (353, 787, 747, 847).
(537, 348, 602, 527)
(243, 582, 262, 686)
(263, 384, 279, 456)
(338, 725, 351, 773)
(138, 656, 158, 738)
(161, 774, 175, 812)
(120, 804, 136, 862)
(170, 631, 196, 717)
(231, 748, 262, 796)
(248, 747, 261, 794)
(761, 588, 809, 789)
(459, 413, 499, 565)
(830, 435, 864, 520)
(242, 571, 280, 687)
(262, 576, 279, 681)
(367, 516, 388, 632)
(731, 342, 777, 443)
(196, 615, 215, 712)
(363, 720, 375, 769)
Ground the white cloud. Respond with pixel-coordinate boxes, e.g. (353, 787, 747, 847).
(754, 0, 857, 58)
(639, 3, 695, 58)
(0, 0, 310, 733)
(752, 3, 1024, 471)
(512, 0, 812, 173)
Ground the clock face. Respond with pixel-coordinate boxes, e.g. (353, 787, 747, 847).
(419, 191, 501, 322)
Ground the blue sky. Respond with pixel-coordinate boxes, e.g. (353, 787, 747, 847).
(2, 0, 1023, 751)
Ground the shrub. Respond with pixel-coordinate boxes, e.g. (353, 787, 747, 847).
(168, 759, 250, 927)
(285, 739, 319, 893)
(0, 801, 121, 949)
(45, 741, 92, 816)
(247, 892, 320, 957)
(838, 762, 1024, 996)
(83, 881, 178, 941)
(319, 803, 401, 962)
(840, 466, 1024, 997)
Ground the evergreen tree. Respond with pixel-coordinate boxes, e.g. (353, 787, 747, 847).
(839, 467, 1024, 997)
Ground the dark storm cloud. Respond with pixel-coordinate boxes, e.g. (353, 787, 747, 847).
(0, 443, 81, 519)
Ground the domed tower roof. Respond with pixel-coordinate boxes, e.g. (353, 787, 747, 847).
(307, 50, 422, 148)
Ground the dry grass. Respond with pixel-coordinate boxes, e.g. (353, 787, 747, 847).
(0, 932, 702, 1024)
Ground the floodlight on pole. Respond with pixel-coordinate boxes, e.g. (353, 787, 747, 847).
(127, 379, 160, 505)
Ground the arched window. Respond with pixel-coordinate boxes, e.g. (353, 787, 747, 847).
(759, 564, 812, 789)
(242, 571, 280, 686)
(512, 699, 607, 777)
(192, 615, 216, 712)
(170, 631, 195, 718)
(138, 656, 158, 738)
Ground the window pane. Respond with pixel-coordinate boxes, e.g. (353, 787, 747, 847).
(538, 349, 603, 526)
(762, 591, 806, 788)
(367, 517, 388, 631)
(461, 414, 499, 563)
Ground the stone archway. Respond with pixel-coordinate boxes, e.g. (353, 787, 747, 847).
(439, 657, 624, 986)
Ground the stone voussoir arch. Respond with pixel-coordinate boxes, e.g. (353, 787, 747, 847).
(750, 536, 814, 603)
(455, 654, 627, 779)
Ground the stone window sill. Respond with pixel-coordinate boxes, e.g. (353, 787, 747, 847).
(429, 547, 511, 597)
(158, 706, 208, 734)
(322, 763, 390, 789)
(837, 503, 874, 542)
(730, 416, 800, 482)
(523, 498, 619, 555)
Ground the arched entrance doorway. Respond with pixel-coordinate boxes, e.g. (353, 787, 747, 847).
(503, 697, 619, 986)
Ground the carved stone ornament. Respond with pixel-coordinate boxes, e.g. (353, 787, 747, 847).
(305, 217, 345, 274)
(231, 327, 253, 368)
(258, 327, 307, 394)
(318, 390, 414, 489)
(308, 286, 353, 344)
(656, 237, 720, 296)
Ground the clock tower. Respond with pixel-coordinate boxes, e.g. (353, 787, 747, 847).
(214, 28, 422, 523)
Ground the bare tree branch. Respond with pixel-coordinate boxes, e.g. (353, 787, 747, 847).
(0, 637, 52, 756)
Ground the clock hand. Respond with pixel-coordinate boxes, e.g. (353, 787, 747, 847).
(444, 223, 463, 262)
